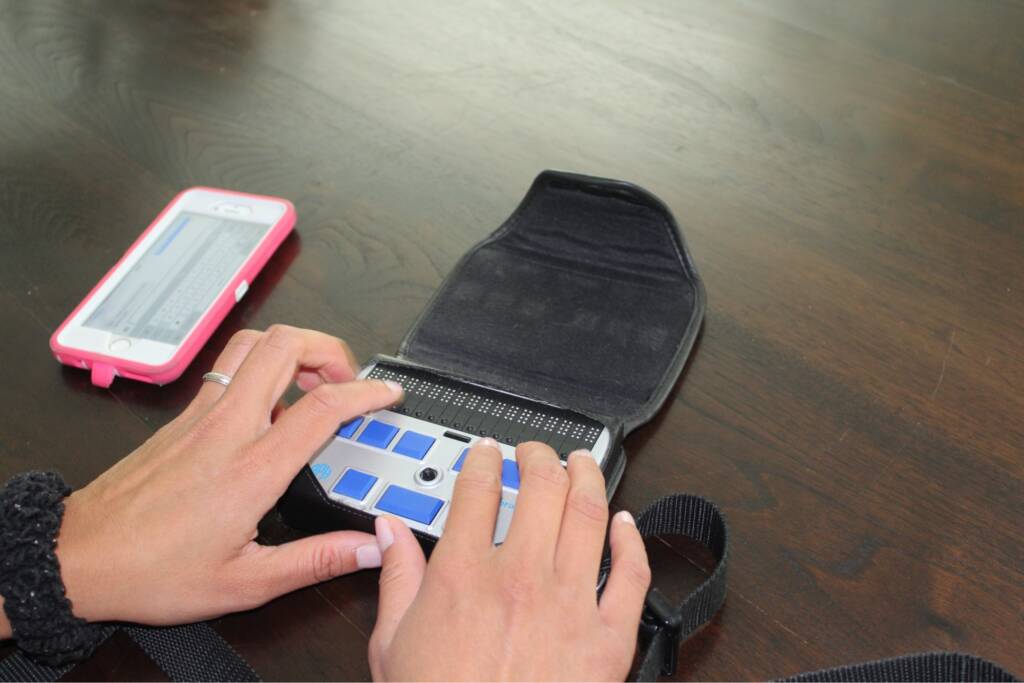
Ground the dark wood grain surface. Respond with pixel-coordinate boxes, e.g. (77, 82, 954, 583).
(1, 1, 1022, 680)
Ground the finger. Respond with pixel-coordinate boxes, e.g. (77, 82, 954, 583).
(192, 329, 263, 411)
(222, 325, 360, 418)
(371, 516, 426, 656)
(297, 370, 328, 392)
(555, 450, 609, 587)
(598, 511, 651, 636)
(501, 442, 570, 565)
(297, 358, 360, 393)
(434, 439, 503, 558)
(251, 379, 402, 485)
(240, 529, 381, 602)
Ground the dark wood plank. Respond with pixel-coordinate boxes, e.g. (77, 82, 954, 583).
(0, 0, 1021, 679)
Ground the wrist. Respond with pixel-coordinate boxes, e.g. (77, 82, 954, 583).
(54, 490, 113, 624)
(0, 597, 11, 640)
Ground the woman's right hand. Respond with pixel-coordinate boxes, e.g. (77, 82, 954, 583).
(368, 441, 652, 681)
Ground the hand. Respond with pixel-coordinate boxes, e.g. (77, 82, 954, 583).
(368, 441, 652, 682)
(51, 325, 402, 626)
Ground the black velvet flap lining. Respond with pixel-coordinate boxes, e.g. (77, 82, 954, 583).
(399, 170, 705, 431)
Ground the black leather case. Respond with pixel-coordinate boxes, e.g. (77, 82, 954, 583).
(277, 170, 706, 541)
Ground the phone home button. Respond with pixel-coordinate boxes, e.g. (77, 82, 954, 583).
(108, 337, 132, 352)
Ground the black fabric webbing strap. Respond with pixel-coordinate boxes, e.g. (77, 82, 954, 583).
(0, 627, 116, 682)
(780, 651, 1016, 682)
(598, 494, 729, 681)
(0, 622, 258, 682)
(123, 623, 258, 682)
(617, 494, 1017, 682)
(0, 653, 72, 682)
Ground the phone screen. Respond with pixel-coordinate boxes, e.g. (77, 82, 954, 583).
(83, 211, 273, 344)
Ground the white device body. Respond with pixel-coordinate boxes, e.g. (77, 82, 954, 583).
(309, 362, 612, 544)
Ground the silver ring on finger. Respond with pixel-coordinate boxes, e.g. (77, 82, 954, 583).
(202, 371, 233, 387)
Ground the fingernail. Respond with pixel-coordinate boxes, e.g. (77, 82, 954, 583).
(383, 380, 403, 396)
(477, 437, 499, 449)
(615, 510, 636, 526)
(355, 543, 382, 569)
(375, 516, 395, 551)
(569, 449, 592, 459)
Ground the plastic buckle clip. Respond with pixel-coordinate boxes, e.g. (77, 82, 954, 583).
(639, 587, 684, 677)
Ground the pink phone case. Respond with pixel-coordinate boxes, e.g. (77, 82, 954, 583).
(50, 187, 296, 388)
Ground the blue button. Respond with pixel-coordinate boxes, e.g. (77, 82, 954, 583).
(332, 469, 377, 501)
(311, 462, 332, 481)
(452, 448, 469, 471)
(337, 416, 364, 439)
(357, 420, 399, 449)
(392, 431, 436, 460)
(376, 485, 444, 525)
(501, 460, 520, 490)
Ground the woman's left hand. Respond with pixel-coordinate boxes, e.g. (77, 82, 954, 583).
(53, 325, 401, 626)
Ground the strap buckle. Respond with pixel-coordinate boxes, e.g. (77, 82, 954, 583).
(639, 588, 684, 677)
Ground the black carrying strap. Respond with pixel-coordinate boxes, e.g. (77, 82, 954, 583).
(0, 648, 77, 682)
(0, 628, 118, 682)
(0, 654, 68, 683)
(780, 651, 1016, 682)
(616, 494, 1017, 683)
(598, 494, 729, 682)
(0, 622, 258, 683)
(123, 624, 258, 682)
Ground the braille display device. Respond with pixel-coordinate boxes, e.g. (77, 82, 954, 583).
(307, 358, 613, 543)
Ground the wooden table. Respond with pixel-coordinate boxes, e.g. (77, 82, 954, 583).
(1, 1, 1021, 679)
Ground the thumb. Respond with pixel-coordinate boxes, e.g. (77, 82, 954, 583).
(245, 530, 382, 601)
(371, 516, 426, 654)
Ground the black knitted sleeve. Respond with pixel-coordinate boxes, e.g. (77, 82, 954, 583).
(0, 471, 106, 666)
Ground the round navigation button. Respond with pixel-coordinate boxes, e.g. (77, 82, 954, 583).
(108, 337, 132, 352)
(414, 466, 442, 488)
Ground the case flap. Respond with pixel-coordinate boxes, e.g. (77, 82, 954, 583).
(399, 170, 705, 431)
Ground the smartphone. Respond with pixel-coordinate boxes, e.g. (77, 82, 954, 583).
(50, 187, 295, 387)
(306, 357, 615, 544)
